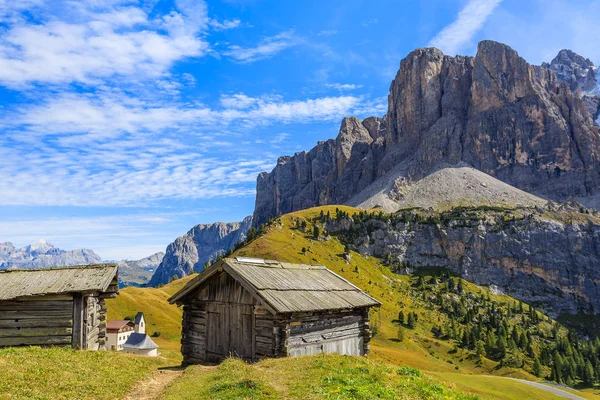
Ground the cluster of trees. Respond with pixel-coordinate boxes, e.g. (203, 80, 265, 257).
(397, 310, 419, 329)
(416, 273, 600, 386)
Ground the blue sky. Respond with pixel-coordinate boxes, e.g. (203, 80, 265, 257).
(1, 0, 599, 260)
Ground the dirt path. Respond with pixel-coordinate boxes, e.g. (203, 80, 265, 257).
(122, 367, 184, 400)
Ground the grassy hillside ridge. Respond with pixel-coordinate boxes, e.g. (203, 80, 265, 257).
(0, 347, 163, 400)
(234, 205, 600, 398)
(102, 205, 600, 399)
(161, 354, 479, 400)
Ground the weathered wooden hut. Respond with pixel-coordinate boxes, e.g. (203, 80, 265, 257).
(169, 257, 380, 364)
(0, 264, 119, 350)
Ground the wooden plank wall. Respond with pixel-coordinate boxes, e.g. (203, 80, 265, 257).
(0, 295, 74, 347)
(181, 271, 278, 365)
(284, 309, 371, 357)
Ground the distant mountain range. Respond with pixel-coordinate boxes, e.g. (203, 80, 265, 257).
(0, 240, 164, 288)
(0, 240, 102, 269)
(118, 252, 165, 287)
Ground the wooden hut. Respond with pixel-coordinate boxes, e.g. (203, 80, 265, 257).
(169, 257, 380, 364)
(0, 264, 119, 350)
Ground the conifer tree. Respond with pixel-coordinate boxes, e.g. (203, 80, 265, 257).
(397, 326, 406, 342)
(398, 311, 405, 325)
(407, 312, 416, 329)
(533, 357, 543, 377)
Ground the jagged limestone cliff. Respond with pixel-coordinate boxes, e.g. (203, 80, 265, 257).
(253, 41, 600, 226)
(325, 203, 600, 317)
(148, 216, 252, 286)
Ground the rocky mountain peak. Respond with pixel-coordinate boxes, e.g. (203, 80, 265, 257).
(27, 239, 53, 253)
(253, 40, 600, 227)
(544, 48, 598, 93)
(148, 215, 253, 286)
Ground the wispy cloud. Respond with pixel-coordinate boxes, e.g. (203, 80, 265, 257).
(0, 1, 210, 88)
(326, 83, 363, 91)
(317, 29, 338, 37)
(361, 18, 379, 27)
(0, 90, 376, 207)
(270, 132, 289, 144)
(428, 0, 503, 55)
(209, 18, 242, 30)
(223, 30, 296, 63)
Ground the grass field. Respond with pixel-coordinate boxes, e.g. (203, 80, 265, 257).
(161, 354, 477, 400)
(0, 347, 164, 400)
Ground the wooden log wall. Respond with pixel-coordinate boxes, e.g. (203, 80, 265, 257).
(181, 271, 284, 364)
(83, 295, 106, 350)
(284, 309, 371, 357)
(181, 304, 207, 365)
(0, 295, 74, 347)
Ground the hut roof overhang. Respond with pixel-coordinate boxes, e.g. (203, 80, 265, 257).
(0, 264, 119, 301)
(169, 257, 381, 313)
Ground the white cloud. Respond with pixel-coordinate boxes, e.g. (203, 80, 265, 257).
(220, 93, 257, 109)
(428, 0, 502, 56)
(0, 0, 209, 88)
(0, 90, 376, 207)
(223, 30, 296, 63)
(209, 18, 242, 30)
(317, 29, 338, 37)
(326, 83, 363, 91)
(270, 132, 289, 144)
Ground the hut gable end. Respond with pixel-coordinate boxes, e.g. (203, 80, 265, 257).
(170, 258, 381, 365)
(0, 264, 118, 351)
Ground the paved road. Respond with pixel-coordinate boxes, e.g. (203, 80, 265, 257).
(505, 378, 586, 400)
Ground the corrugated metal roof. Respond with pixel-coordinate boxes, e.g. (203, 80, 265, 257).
(169, 257, 380, 313)
(0, 264, 118, 301)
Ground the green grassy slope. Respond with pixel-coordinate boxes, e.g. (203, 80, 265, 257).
(102, 205, 600, 399)
(161, 354, 479, 400)
(234, 205, 600, 399)
(0, 347, 164, 400)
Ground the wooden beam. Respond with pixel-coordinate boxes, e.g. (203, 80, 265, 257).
(72, 294, 84, 349)
(0, 336, 72, 347)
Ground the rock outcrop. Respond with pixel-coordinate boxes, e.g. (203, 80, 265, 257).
(0, 239, 102, 269)
(543, 49, 598, 93)
(253, 41, 600, 226)
(327, 205, 600, 317)
(118, 252, 164, 287)
(148, 216, 252, 286)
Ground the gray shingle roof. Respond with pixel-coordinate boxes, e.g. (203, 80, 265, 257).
(123, 333, 158, 350)
(169, 257, 381, 313)
(134, 312, 144, 325)
(0, 264, 118, 301)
